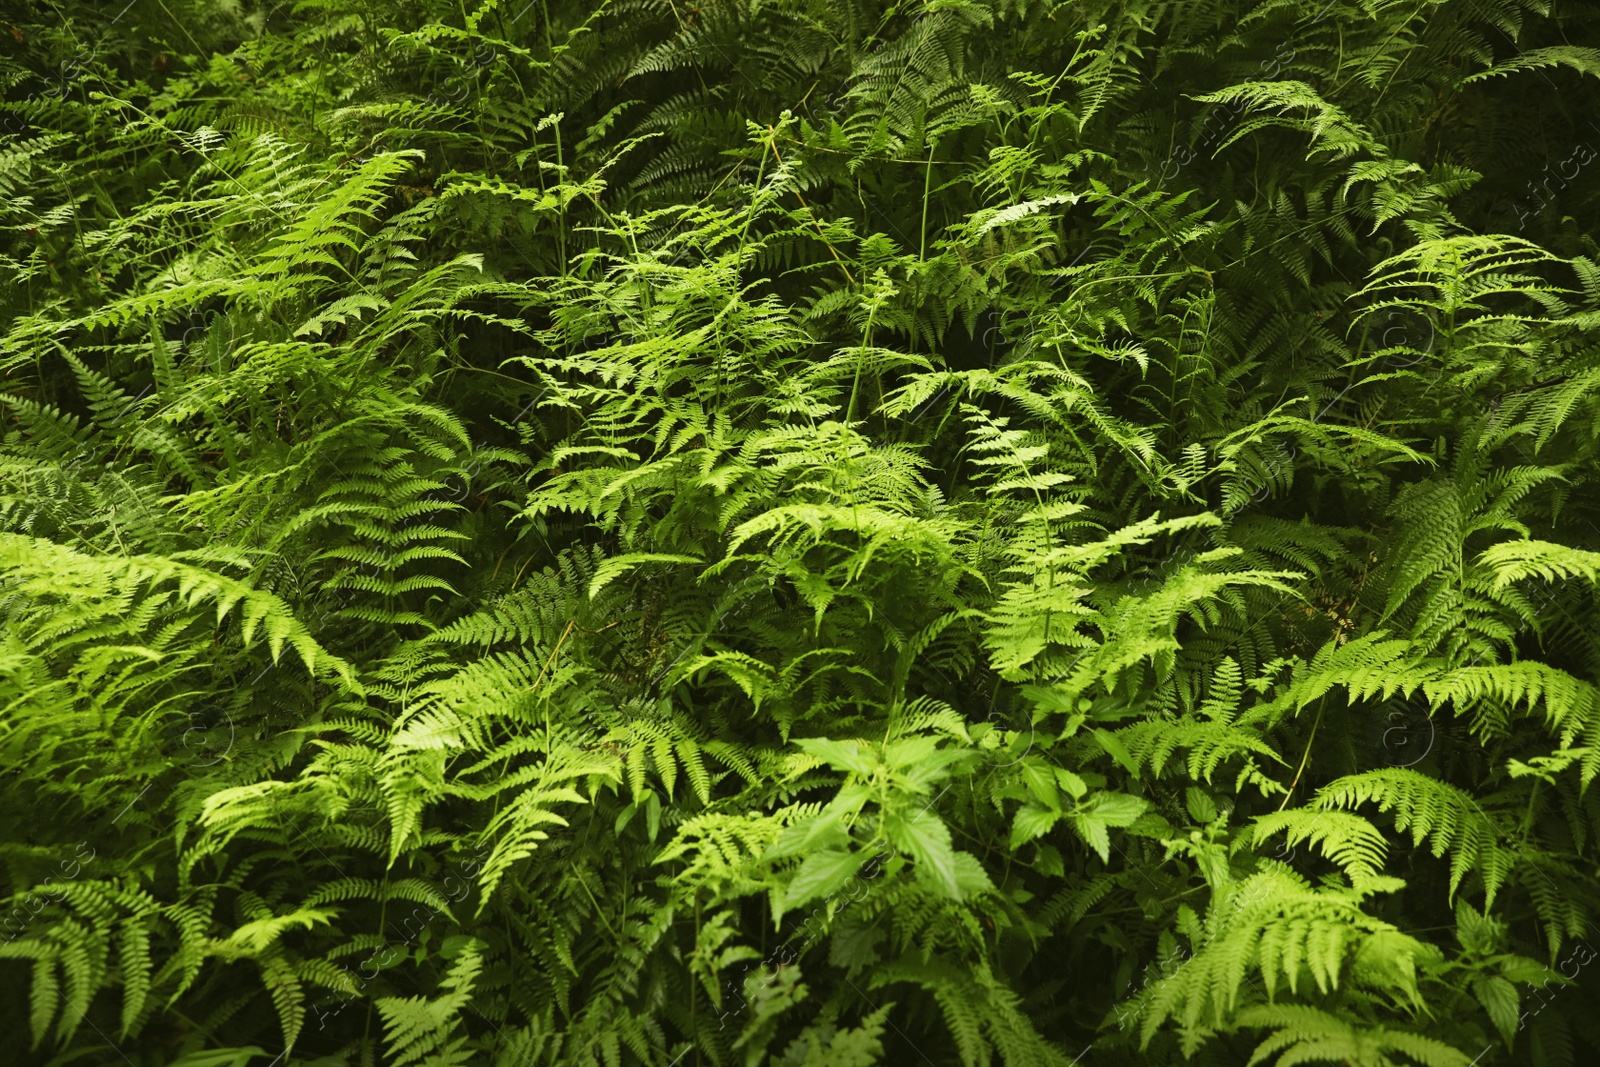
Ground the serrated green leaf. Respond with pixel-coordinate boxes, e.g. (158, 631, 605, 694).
(885, 808, 959, 898)
(785, 849, 868, 912)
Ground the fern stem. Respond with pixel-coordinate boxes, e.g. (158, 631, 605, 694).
(767, 138, 854, 284)
(1276, 699, 1327, 812)
(540, 0, 566, 275)
(537, 618, 578, 758)
(919, 137, 936, 263)
(573, 871, 620, 939)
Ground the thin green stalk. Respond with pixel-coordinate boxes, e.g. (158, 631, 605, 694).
(919, 136, 936, 262)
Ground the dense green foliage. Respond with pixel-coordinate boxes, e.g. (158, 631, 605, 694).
(5, 0, 1600, 1063)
